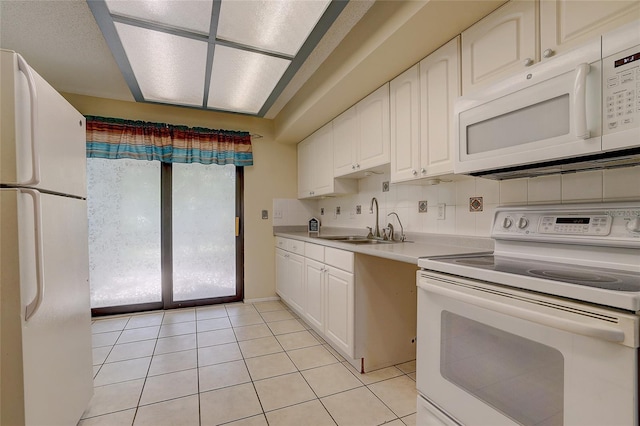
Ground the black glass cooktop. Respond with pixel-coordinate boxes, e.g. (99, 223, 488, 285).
(430, 254, 640, 292)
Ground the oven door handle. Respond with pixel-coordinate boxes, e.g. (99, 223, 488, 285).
(421, 282, 626, 344)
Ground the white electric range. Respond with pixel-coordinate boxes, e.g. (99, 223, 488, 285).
(416, 202, 640, 426)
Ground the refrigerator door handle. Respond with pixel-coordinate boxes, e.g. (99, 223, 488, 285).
(16, 54, 41, 187)
(22, 189, 45, 321)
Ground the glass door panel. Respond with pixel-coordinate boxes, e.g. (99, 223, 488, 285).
(87, 158, 161, 308)
(171, 163, 237, 301)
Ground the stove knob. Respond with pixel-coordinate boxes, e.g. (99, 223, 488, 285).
(502, 217, 513, 229)
(517, 217, 529, 229)
(627, 217, 640, 233)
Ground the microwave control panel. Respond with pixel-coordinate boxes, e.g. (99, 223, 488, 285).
(603, 43, 640, 134)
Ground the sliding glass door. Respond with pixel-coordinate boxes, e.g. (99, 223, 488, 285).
(87, 158, 243, 315)
(171, 163, 238, 302)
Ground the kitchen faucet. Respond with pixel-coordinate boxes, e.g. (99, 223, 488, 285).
(387, 212, 406, 242)
(369, 197, 381, 238)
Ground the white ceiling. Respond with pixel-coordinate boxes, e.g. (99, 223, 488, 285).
(0, 0, 373, 119)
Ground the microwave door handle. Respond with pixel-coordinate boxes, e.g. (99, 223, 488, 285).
(573, 62, 590, 140)
(421, 281, 625, 344)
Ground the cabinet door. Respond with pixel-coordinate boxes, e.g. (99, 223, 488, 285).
(390, 65, 421, 183)
(419, 37, 460, 177)
(297, 138, 313, 199)
(357, 83, 390, 170)
(275, 248, 289, 302)
(304, 258, 325, 331)
(311, 122, 334, 196)
(540, 0, 640, 60)
(461, 0, 537, 94)
(325, 267, 354, 357)
(287, 253, 305, 314)
(333, 107, 358, 177)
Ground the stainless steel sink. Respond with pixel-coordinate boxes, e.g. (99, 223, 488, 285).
(315, 235, 397, 244)
(315, 235, 367, 241)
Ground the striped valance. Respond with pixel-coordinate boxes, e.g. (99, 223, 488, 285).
(86, 116, 253, 166)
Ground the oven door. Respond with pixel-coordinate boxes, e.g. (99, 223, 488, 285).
(417, 271, 639, 426)
(454, 39, 601, 176)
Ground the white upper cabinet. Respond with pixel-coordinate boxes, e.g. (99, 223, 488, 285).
(298, 123, 357, 199)
(297, 123, 333, 198)
(462, 0, 537, 94)
(357, 83, 390, 171)
(333, 106, 359, 177)
(391, 37, 460, 183)
(333, 83, 390, 178)
(420, 37, 460, 177)
(462, 0, 640, 94)
(540, 0, 640, 60)
(390, 65, 421, 182)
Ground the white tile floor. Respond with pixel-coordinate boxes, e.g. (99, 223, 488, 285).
(82, 301, 417, 426)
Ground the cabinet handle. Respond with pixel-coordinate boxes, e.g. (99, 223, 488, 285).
(412, 169, 418, 176)
(352, 165, 356, 170)
(356, 164, 360, 169)
(523, 58, 534, 67)
(420, 168, 426, 174)
(542, 48, 555, 58)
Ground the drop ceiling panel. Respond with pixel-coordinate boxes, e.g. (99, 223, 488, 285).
(217, 0, 330, 56)
(115, 23, 207, 107)
(207, 45, 290, 114)
(105, 0, 213, 34)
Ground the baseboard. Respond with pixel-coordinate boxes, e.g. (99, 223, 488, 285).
(243, 296, 281, 304)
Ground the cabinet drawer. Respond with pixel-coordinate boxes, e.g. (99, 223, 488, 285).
(275, 237, 288, 250)
(325, 247, 354, 273)
(287, 239, 305, 255)
(305, 242, 325, 262)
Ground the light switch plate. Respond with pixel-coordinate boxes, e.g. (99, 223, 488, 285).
(437, 203, 446, 220)
(261, 210, 269, 219)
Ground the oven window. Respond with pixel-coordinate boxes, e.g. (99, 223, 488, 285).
(441, 311, 564, 425)
(466, 94, 570, 154)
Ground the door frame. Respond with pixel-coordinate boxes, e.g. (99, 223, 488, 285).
(91, 163, 244, 316)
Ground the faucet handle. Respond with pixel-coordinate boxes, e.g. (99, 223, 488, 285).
(365, 226, 373, 239)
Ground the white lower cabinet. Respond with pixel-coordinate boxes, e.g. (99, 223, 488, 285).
(275, 238, 305, 313)
(276, 238, 416, 372)
(304, 244, 355, 358)
(303, 258, 325, 331)
(324, 265, 354, 357)
(276, 238, 355, 358)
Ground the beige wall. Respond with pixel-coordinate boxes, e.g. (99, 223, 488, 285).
(63, 93, 297, 301)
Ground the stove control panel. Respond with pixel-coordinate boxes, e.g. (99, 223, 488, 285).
(538, 215, 612, 235)
(492, 204, 640, 245)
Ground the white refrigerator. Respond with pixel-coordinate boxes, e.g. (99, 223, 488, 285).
(1, 49, 93, 425)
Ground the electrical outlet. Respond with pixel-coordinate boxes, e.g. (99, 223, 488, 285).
(336, 206, 341, 215)
(320, 208, 324, 216)
(382, 181, 390, 192)
(273, 209, 283, 219)
(437, 203, 446, 220)
(418, 200, 428, 213)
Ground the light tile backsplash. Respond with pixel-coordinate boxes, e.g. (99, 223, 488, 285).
(276, 166, 640, 237)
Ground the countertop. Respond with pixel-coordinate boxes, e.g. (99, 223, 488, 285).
(274, 227, 494, 265)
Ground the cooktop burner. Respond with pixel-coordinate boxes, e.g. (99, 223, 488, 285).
(431, 255, 640, 292)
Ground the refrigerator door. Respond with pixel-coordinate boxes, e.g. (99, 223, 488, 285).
(0, 189, 93, 425)
(0, 50, 86, 198)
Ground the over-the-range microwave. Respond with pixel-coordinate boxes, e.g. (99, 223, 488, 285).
(454, 20, 640, 180)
